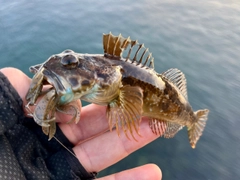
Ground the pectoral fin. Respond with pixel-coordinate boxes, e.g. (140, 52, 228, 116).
(107, 85, 143, 140)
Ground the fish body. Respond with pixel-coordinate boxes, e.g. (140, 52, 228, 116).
(27, 33, 209, 148)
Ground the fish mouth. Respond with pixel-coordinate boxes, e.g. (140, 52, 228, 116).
(42, 68, 71, 96)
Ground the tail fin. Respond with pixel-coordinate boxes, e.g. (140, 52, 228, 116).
(188, 109, 209, 148)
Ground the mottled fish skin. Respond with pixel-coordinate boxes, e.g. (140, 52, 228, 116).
(27, 33, 209, 148)
(95, 56, 197, 131)
(92, 57, 186, 120)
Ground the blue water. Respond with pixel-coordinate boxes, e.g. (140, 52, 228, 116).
(1, 0, 240, 179)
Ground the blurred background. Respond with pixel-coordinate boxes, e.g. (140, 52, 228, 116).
(0, 0, 239, 179)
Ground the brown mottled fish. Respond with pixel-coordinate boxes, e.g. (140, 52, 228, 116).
(26, 33, 209, 148)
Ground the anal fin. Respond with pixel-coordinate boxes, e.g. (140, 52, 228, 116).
(164, 122, 183, 138)
(149, 119, 167, 137)
(107, 85, 143, 140)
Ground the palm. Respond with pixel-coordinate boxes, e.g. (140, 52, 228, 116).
(1, 67, 162, 180)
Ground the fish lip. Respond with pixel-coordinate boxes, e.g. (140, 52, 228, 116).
(42, 67, 70, 96)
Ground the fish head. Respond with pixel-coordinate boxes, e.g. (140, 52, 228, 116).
(34, 49, 122, 105)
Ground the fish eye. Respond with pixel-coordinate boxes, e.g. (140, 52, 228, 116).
(61, 54, 79, 68)
(62, 49, 75, 53)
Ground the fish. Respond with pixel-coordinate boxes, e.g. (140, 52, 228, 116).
(26, 32, 209, 148)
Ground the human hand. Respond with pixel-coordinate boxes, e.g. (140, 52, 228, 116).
(1, 67, 162, 180)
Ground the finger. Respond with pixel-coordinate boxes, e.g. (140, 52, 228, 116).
(97, 164, 162, 180)
(58, 104, 109, 144)
(72, 118, 159, 172)
(0, 67, 32, 111)
(55, 100, 82, 124)
(1, 67, 109, 142)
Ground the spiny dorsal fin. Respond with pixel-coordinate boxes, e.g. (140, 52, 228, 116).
(103, 32, 131, 57)
(103, 32, 154, 69)
(162, 68, 188, 100)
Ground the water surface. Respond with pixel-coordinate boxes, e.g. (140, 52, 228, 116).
(0, 0, 240, 179)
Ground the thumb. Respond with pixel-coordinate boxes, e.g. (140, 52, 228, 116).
(0, 67, 31, 114)
(0, 67, 81, 124)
